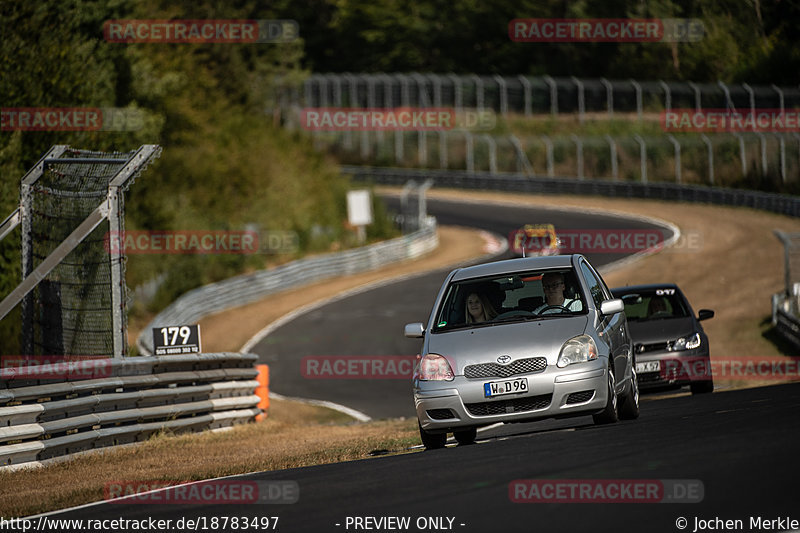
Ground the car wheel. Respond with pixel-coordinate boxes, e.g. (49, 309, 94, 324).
(453, 427, 477, 445)
(593, 368, 619, 425)
(618, 364, 640, 420)
(690, 379, 714, 394)
(418, 421, 447, 450)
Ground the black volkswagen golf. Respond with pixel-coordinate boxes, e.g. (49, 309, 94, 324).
(611, 283, 715, 395)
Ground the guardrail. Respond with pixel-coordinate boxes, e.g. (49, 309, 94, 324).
(0, 353, 261, 468)
(137, 219, 438, 355)
(345, 166, 800, 218)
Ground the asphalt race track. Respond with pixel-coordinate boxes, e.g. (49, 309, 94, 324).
(40, 197, 800, 532)
(48, 383, 800, 533)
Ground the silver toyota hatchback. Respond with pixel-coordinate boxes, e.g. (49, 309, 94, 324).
(404, 254, 639, 449)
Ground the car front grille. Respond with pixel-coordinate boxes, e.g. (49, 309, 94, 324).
(566, 390, 595, 404)
(636, 342, 670, 354)
(464, 357, 547, 379)
(465, 394, 552, 416)
(426, 409, 456, 420)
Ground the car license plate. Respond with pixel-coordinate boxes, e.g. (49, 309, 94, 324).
(484, 378, 528, 398)
(636, 361, 660, 373)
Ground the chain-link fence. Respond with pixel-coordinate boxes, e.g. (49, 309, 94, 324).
(271, 73, 800, 185)
(276, 73, 800, 119)
(305, 130, 800, 186)
(0, 145, 161, 357)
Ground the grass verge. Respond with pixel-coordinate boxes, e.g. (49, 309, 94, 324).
(0, 399, 418, 518)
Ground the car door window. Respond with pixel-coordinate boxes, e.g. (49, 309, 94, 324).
(579, 261, 605, 309)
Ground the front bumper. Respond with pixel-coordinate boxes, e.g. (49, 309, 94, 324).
(415, 359, 609, 432)
(635, 350, 712, 389)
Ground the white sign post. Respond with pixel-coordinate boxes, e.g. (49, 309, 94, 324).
(347, 190, 373, 244)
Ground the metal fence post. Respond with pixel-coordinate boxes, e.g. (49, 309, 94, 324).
(483, 134, 497, 174)
(778, 134, 786, 183)
(519, 75, 532, 116)
(772, 84, 785, 114)
(571, 134, 584, 179)
(465, 131, 475, 173)
(572, 76, 585, 124)
(605, 135, 618, 181)
(439, 131, 448, 169)
(718, 81, 734, 110)
(688, 81, 702, 112)
(448, 73, 463, 113)
(600, 78, 613, 118)
(659, 80, 671, 114)
(494, 75, 508, 116)
(734, 133, 747, 177)
(701, 134, 714, 185)
(633, 134, 647, 183)
(543, 75, 558, 116)
(742, 83, 755, 117)
(471, 74, 484, 112)
(667, 135, 681, 183)
(367, 75, 377, 108)
(630, 79, 642, 121)
(757, 132, 768, 176)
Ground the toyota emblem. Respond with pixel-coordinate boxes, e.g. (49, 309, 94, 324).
(497, 355, 512, 365)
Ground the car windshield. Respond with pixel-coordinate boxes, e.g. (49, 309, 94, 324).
(616, 288, 691, 321)
(432, 268, 586, 332)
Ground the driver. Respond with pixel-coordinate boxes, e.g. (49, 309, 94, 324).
(535, 272, 582, 314)
(465, 292, 498, 323)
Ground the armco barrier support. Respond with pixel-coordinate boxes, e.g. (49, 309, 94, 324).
(255, 364, 270, 422)
(0, 353, 261, 468)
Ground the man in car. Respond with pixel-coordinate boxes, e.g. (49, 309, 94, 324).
(535, 271, 583, 314)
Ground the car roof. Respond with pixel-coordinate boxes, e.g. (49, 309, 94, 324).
(451, 254, 579, 282)
(610, 283, 681, 294)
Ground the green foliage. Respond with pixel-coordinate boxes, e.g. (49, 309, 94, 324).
(275, 0, 800, 84)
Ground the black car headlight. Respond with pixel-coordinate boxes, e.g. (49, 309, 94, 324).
(668, 332, 701, 351)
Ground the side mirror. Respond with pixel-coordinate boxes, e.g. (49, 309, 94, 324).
(404, 322, 425, 338)
(600, 298, 625, 316)
(697, 309, 715, 321)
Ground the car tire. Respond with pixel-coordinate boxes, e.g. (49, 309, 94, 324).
(618, 365, 640, 420)
(690, 379, 714, 394)
(593, 368, 619, 425)
(418, 421, 447, 450)
(453, 427, 477, 445)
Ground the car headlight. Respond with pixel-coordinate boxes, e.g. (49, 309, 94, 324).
(556, 335, 598, 368)
(669, 332, 701, 351)
(418, 353, 455, 381)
